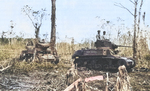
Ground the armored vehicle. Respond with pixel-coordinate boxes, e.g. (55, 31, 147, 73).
(20, 39, 59, 64)
(72, 39, 135, 70)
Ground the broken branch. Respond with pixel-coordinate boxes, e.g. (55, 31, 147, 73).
(114, 3, 134, 16)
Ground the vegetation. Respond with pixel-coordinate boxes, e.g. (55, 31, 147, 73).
(0, 33, 150, 91)
(22, 5, 46, 39)
(0, 34, 150, 72)
(0, 40, 25, 61)
(0, 0, 150, 90)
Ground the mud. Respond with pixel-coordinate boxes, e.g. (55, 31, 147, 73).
(0, 67, 150, 91)
(0, 69, 68, 91)
(129, 69, 150, 91)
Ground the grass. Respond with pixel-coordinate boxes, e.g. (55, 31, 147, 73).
(0, 42, 25, 61)
(10, 62, 54, 73)
(8, 60, 71, 74)
(0, 40, 73, 74)
(1, 39, 150, 91)
(0, 38, 150, 73)
(129, 71, 150, 91)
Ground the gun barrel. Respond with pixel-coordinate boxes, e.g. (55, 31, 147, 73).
(117, 45, 132, 48)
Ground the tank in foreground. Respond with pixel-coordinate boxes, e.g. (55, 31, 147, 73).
(72, 40, 135, 70)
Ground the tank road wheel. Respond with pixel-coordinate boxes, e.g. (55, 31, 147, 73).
(95, 64, 102, 70)
(25, 54, 29, 62)
(50, 56, 59, 64)
(85, 59, 89, 68)
(25, 54, 33, 62)
(20, 53, 25, 61)
(86, 59, 92, 69)
(20, 51, 26, 61)
(54, 56, 59, 64)
(87, 59, 98, 70)
(74, 59, 81, 67)
(103, 64, 109, 70)
(30, 54, 35, 62)
(94, 59, 102, 70)
(95, 63, 99, 69)
(83, 60, 88, 66)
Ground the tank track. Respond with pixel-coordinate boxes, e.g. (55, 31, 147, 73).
(74, 57, 126, 70)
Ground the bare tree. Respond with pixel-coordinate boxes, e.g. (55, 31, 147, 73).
(142, 12, 146, 25)
(9, 20, 16, 44)
(1, 31, 7, 43)
(22, 5, 46, 39)
(115, 0, 144, 60)
(50, 0, 56, 54)
(137, 0, 144, 38)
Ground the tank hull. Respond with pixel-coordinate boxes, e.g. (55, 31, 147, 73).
(72, 49, 135, 70)
(74, 56, 135, 70)
(72, 39, 135, 70)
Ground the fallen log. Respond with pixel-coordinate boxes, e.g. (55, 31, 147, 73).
(0, 65, 11, 72)
(65, 75, 104, 91)
(64, 78, 82, 91)
(84, 75, 103, 82)
(0, 62, 11, 72)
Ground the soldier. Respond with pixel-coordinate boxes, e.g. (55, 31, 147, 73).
(102, 31, 106, 40)
(96, 30, 101, 40)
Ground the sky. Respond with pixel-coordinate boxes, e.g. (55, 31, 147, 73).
(0, 0, 150, 43)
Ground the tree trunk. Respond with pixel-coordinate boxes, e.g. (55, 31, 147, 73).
(50, 0, 56, 54)
(35, 28, 40, 39)
(133, 1, 137, 60)
(137, 0, 143, 60)
(1, 31, 5, 43)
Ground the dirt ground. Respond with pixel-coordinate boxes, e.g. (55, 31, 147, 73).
(0, 65, 150, 91)
(0, 68, 68, 91)
(129, 68, 150, 91)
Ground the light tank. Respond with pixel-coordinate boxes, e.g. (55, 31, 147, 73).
(72, 39, 135, 70)
(20, 39, 59, 64)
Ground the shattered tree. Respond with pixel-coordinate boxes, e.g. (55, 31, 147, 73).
(22, 5, 45, 39)
(115, 0, 145, 61)
(50, 0, 56, 54)
(116, 65, 131, 91)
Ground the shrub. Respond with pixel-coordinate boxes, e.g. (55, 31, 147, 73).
(144, 55, 150, 61)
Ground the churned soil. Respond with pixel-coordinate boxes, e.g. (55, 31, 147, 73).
(0, 65, 150, 91)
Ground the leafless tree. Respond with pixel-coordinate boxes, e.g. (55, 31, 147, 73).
(22, 5, 46, 39)
(50, 0, 56, 54)
(114, 0, 144, 60)
(137, 0, 144, 38)
(1, 31, 7, 43)
(9, 20, 16, 44)
(142, 12, 146, 25)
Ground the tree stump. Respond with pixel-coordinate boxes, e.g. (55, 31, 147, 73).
(116, 65, 131, 91)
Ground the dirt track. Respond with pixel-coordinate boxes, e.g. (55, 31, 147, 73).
(0, 66, 150, 91)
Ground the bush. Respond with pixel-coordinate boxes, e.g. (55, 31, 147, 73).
(144, 55, 150, 61)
